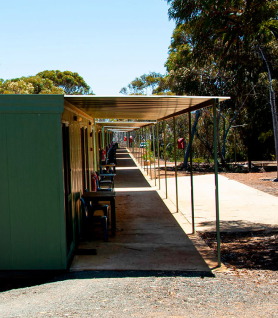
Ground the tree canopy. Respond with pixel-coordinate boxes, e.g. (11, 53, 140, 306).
(0, 70, 93, 95)
(121, 1, 278, 167)
(120, 72, 172, 95)
(165, 0, 278, 165)
(37, 70, 92, 95)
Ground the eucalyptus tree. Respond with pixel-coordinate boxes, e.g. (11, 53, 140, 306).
(119, 72, 171, 95)
(166, 0, 278, 171)
(0, 70, 93, 95)
(37, 70, 93, 95)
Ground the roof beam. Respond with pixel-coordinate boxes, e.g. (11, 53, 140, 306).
(157, 99, 215, 121)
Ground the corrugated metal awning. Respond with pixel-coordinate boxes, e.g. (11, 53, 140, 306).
(64, 95, 230, 121)
(95, 121, 156, 132)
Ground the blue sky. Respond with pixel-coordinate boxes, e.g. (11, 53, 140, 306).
(0, 0, 175, 95)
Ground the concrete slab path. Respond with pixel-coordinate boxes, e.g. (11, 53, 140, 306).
(147, 167, 278, 232)
(71, 149, 213, 272)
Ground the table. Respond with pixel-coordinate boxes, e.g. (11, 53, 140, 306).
(101, 164, 116, 173)
(82, 191, 116, 236)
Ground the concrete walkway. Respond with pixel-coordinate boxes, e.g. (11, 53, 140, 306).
(152, 173, 278, 232)
(71, 149, 214, 272)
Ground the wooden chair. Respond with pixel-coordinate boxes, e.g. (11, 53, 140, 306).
(80, 197, 108, 242)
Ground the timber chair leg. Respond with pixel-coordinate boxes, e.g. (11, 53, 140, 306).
(80, 197, 109, 242)
(100, 216, 108, 242)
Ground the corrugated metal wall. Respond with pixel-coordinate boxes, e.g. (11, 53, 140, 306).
(0, 95, 104, 270)
(0, 95, 67, 270)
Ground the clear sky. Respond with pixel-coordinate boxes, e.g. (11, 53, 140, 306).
(0, 0, 175, 95)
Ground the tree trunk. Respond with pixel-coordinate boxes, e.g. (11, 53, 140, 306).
(259, 47, 278, 180)
(183, 110, 201, 169)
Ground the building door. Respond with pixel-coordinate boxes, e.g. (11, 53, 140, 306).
(84, 128, 89, 190)
(62, 123, 73, 252)
(80, 128, 86, 191)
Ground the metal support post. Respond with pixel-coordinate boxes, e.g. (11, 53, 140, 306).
(133, 131, 135, 153)
(149, 126, 152, 179)
(173, 117, 178, 212)
(140, 128, 142, 167)
(102, 127, 105, 149)
(146, 128, 148, 174)
(189, 112, 195, 234)
(163, 120, 167, 198)
(213, 99, 221, 267)
(93, 122, 97, 171)
(157, 122, 160, 189)
(135, 131, 137, 158)
(141, 127, 145, 169)
(142, 128, 144, 168)
(152, 124, 156, 186)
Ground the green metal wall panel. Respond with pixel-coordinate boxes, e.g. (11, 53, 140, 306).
(0, 95, 67, 270)
(0, 95, 64, 114)
(0, 116, 13, 268)
(0, 95, 97, 270)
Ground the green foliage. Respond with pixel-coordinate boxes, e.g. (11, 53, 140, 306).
(192, 158, 205, 164)
(0, 79, 35, 94)
(165, 0, 278, 163)
(120, 72, 173, 95)
(0, 70, 93, 95)
(37, 70, 92, 95)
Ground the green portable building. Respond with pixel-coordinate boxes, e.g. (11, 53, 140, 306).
(0, 95, 97, 270)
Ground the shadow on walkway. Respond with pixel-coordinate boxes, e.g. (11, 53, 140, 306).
(71, 148, 212, 273)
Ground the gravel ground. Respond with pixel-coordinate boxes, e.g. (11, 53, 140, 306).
(1, 169, 277, 317)
(0, 270, 278, 317)
(222, 171, 278, 197)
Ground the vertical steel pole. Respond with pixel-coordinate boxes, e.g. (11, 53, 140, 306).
(133, 131, 135, 154)
(102, 127, 105, 149)
(138, 129, 140, 162)
(134, 131, 136, 157)
(213, 99, 221, 267)
(189, 112, 195, 234)
(149, 126, 152, 179)
(174, 117, 178, 212)
(142, 128, 144, 167)
(139, 129, 140, 164)
(142, 128, 144, 169)
(235, 129, 237, 164)
(152, 124, 156, 186)
(157, 122, 161, 189)
(163, 120, 167, 198)
(138, 130, 140, 163)
(140, 128, 143, 167)
(146, 128, 148, 174)
(93, 122, 97, 171)
(142, 127, 146, 170)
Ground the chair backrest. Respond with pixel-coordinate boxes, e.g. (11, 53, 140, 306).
(91, 173, 98, 191)
(94, 175, 100, 188)
(80, 197, 88, 218)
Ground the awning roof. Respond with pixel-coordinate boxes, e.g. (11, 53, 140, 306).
(95, 121, 156, 131)
(96, 121, 156, 127)
(64, 95, 230, 121)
